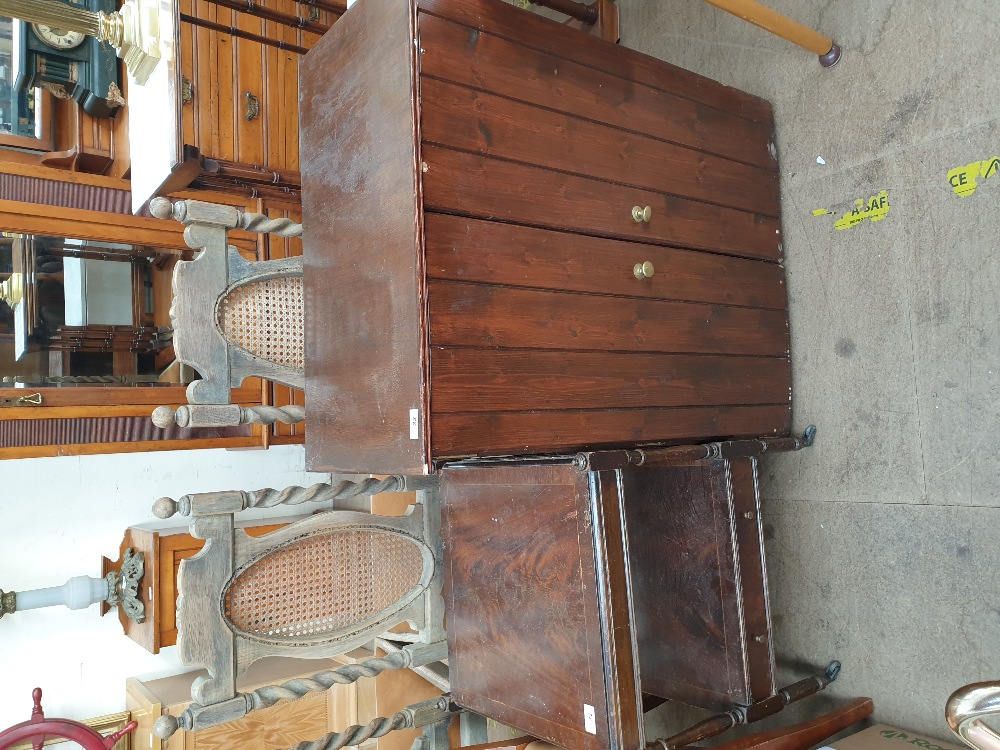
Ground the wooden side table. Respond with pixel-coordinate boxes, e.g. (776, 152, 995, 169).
(439, 434, 836, 750)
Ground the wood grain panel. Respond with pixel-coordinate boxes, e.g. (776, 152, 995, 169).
(431, 405, 792, 458)
(431, 349, 791, 412)
(424, 215, 787, 308)
(417, 14, 775, 170)
(415, 0, 774, 123)
(301, 0, 427, 474)
(185, 690, 330, 750)
(619, 459, 775, 711)
(421, 145, 782, 261)
(428, 282, 790, 356)
(420, 78, 780, 217)
(441, 465, 628, 750)
(216, 4, 236, 162)
(620, 460, 744, 709)
(728, 457, 776, 704)
(235, 9, 265, 167)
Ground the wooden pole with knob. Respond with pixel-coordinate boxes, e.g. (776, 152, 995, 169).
(700, 0, 841, 66)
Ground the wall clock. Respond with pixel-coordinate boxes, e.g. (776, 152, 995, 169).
(32, 23, 87, 51)
(14, 0, 124, 119)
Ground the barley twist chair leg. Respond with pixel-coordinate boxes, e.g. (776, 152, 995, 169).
(151, 404, 306, 429)
(289, 697, 457, 750)
(648, 661, 842, 750)
(153, 643, 448, 739)
(152, 475, 438, 519)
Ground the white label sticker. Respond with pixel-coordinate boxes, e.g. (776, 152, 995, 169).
(409, 408, 419, 439)
(583, 704, 596, 734)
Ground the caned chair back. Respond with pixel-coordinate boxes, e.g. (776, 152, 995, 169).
(219, 523, 432, 647)
(149, 477, 448, 743)
(149, 198, 307, 430)
(158, 481, 443, 712)
(217, 273, 304, 373)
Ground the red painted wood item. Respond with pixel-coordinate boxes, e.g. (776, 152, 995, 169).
(0, 688, 137, 750)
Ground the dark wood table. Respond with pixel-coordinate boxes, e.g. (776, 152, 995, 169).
(439, 435, 831, 750)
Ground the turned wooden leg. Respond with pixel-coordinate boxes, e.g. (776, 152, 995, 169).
(701, 0, 842, 66)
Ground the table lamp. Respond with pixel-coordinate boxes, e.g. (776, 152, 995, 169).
(0, 548, 145, 624)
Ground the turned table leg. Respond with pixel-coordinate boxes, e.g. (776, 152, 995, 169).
(701, 0, 842, 66)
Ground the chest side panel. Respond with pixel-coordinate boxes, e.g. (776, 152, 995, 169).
(417, 0, 775, 124)
(300, 0, 428, 474)
(441, 465, 637, 750)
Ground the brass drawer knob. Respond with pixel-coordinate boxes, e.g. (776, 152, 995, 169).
(633, 261, 654, 279)
(632, 205, 652, 223)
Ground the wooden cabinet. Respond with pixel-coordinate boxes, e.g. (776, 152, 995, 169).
(175, 0, 338, 199)
(301, 0, 790, 475)
(101, 519, 292, 654)
(131, 0, 342, 209)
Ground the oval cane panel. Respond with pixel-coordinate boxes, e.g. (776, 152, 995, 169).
(217, 275, 304, 371)
(223, 529, 426, 640)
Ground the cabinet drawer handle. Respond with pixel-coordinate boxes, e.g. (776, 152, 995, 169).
(633, 261, 654, 280)
(632, 205, 651, 223)
(244, 92, 260, 121)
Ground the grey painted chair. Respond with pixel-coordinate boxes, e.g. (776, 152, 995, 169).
(149, 197, 306, 431)
(150, 474, 453, 749)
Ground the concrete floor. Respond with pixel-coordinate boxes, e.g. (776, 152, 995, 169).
(617, 0, 1000, 743)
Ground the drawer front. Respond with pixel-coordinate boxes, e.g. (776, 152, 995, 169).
(427, 276, 791, 457)
(417, 12, 776, 171)
(430, 406, 791, 458)
(421, 145, 782, 261)
(420, 77, 780, 218)
(431, 349, 791, 412)
(424, 214, 787, 309)
(416, 0, 774, 125)
(428, 281, 790, 356)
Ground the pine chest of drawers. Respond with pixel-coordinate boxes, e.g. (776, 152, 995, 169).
(301, 0, 789, 474)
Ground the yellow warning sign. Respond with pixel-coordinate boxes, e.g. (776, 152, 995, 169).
(832, 190, 890, 231)
(947, 157, 1000, 197)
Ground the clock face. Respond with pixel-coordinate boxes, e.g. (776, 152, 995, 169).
(32, 24, 86, 50)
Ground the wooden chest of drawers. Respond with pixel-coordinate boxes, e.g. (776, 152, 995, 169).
(301, 0, 789, 474)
